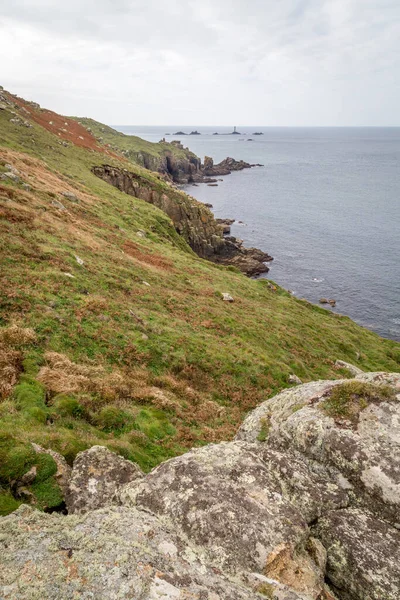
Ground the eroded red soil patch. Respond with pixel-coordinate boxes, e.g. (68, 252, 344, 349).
(7, 93, 117, 157)
(123, 240, 174, 271)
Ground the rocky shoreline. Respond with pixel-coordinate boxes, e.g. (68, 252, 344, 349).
(92, 164, 273, 277)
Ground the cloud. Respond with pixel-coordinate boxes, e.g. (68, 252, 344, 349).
(0, 0, 399, 125)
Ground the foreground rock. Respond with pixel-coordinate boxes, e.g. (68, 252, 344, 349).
(0, 505, 266, 600)
(1, 371, 399, 599)
(92, 164, 273, 276)
(65, 445, 143, 514)
(236, 372, 400, 599)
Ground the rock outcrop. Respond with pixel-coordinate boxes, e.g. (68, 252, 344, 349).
(65, 445, 143, 514)
(1, 371, 399, 599)
(202, 156, 262, 178)
(92, 164, 273, 276)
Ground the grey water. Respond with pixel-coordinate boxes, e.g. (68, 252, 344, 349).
(115, 125, 400, 341)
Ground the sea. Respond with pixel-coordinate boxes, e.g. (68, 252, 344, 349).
(115, 125, 400, 342)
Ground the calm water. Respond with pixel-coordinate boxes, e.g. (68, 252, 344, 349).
(116, 126, 400, 341)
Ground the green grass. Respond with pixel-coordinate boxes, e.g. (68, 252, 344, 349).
(0, 89, 399, 514)
(72, 116, 200, 168)
(320, 381, 396, 424)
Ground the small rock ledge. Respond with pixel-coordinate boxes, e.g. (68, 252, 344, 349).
(1, 371, 399, 599)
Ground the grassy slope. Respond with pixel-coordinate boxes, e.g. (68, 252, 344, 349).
(0, 96, 399, 514)
(71, 116, 199, 164)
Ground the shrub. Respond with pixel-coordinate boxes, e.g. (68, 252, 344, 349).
(0, 436, 36, 484)
(53, 394, 86, 419)
(95, 406, 134, 432)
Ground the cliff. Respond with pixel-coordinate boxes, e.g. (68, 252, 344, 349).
(92, 164, 272, 275)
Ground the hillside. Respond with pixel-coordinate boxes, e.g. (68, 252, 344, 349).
(0, 86, 399, 515)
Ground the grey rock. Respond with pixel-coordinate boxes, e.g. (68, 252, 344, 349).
(51, 200, 66, 210)
(1, 172, 20, 183)
(316, 508, 400, 600)
(61, 191, 78, 201)
(0, 505, 264, 600)
(222, 292, 234, 302)
(236, 375, 400, 527)
(66, 445, 143, 514)
(335, 360, 364, 376)
(118, 442, 326, 597)
(289, 374, 302, 385)
(74, 255, 84, 266)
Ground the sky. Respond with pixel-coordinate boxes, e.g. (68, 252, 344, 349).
(1, 0, 399, 126)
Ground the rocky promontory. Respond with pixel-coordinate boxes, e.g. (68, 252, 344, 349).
(1, 370, 399, 599)
(92, 164, 272, 276)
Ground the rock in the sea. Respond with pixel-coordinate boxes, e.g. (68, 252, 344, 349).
(65, 445, 143, 514)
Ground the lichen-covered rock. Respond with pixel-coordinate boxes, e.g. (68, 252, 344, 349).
(66, 445, 142, 514)
(236, 375, 400, 527)
(0, 505, 265, 600)
(316, 508, 400, 600)
(254, 446, 351, 524)
(118, 441, 327, 598)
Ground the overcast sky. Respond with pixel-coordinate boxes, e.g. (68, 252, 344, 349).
(1, 0, 399, 126)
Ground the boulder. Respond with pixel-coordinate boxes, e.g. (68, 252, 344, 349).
(335, 359, 364, 376)
(236, 374, 400, 526)
(0, 505, 263, 600)
(289, 374, 302, 385)
(316, 508, 400, 600)
(65, 445, 143, 514)
(222, 292, 234, 302)
(118, 442, 327, 598)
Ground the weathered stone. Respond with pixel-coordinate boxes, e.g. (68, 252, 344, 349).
(289, 374, 302, 385)
(222, 292, 234, 302)
(61, 191, 78, 202)
(31, 442, 71, 497)
(65, 445, 143, 514)
(51, 199, 66, 210)
(118, 441, 326, 597)
(1, 172, 20, 183)
(236, 375, 400, 527)
(316, 508, 400, 600)
(0, 505, 263, 600)
(335, 360, 364, 376)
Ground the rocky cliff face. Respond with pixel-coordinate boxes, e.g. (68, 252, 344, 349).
(92, 164, 272, 276)
(1, 370, 399, 600)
